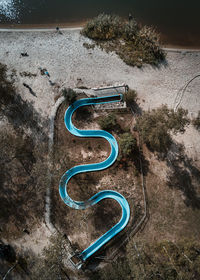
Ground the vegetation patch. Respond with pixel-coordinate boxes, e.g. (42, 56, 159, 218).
(118, 132, 137, 159)
(81, 13, 165, 67)
(192, 111, 200, 130)
(83, 42, 96, 50)
(124, 88, 137, 107)
(89, 239, 200, 280)
(135, 105, 189, 153)
(98, 112, 118, 132)
(62, 88, 77, 105)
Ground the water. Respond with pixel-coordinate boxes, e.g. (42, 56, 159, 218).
(0, 0, 200, 46)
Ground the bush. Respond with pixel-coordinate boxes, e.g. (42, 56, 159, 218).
(193, 111, 200, 130)
(81, 13, 123, 40)
(62, 88, 77, 105)
(82, 14, 165, 67)
(118, 26, 165, 67)
(118, 132, 137, 158)
(124, 89, 137, 106)
(167, 107, 190, 133)
(135, 105, 189, 153)
(98, 113, 117, 131)
(122, 20, 139, 41)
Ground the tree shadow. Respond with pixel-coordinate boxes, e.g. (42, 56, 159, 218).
(151, 56, 169, 70)
(0, 85, 49, 143)
(130, 146, 149, 176)
(75, 106, 92, 123)
(92, 199, 120, 233)
(118, 145, 149, 176)
(166, 142, 200, 209)
(130, 101, 142, 116)
(0, 242, 16, 263)
(0, 65, 49, 237)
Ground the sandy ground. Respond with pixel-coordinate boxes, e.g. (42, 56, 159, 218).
(0, 29, 199, 117)
(10, 222, 52, 255)
(0, 28, 199, 255)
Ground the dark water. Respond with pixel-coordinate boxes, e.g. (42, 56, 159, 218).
(0, 0, 200, 46)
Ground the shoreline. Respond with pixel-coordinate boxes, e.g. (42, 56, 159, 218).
(0, 22, 200, 51)
(0, 21, 86, 29)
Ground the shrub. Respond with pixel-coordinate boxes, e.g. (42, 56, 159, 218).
(81, 14, 165, 67)
(124, 89, 137, 106)
(135, 105, 189, 153)
(98, 113, 117, 131)
(62, 88, 77, 105)
(122, 20, 139, 41)
(118, 132, 137, 158)
(167, 107, 190, 133)
(81, 13, 123, 40)
(192, 111, 200, 130)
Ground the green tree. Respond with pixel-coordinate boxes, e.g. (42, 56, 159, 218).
(135, 105, 189, 153)
(118, 132, 137, 158)
(167, 107, 190, 133)
(124, 89, 137, 107)
(98, 113, 117, 132)
(62, 88, 77, 105)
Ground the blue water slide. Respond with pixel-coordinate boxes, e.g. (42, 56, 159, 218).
(59, 94, 130, 262)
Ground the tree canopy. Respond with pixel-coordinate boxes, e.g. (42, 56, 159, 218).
(135, 105, 189, 153)
(62, 88, 77, 105)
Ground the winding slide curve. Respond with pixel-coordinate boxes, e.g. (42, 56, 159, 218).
(59, 94, 130, 263)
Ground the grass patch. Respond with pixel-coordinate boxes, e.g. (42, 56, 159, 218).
(81, 13, 165, 67)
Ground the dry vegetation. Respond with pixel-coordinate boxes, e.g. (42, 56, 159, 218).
(82, 14, 165, 67)
(89, 239, 200, 280)
(135, 105, 189, 154)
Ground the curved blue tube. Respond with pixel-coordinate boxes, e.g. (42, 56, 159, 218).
(59, 94, 130, 261)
